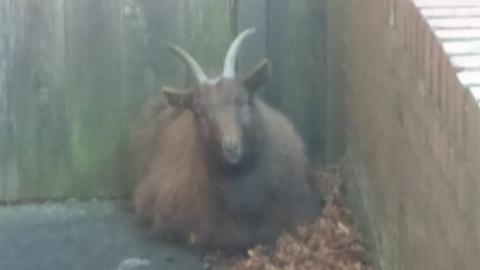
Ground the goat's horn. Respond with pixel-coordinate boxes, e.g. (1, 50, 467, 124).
(170, 45, 208, 84)
(223, 28, 256, 79)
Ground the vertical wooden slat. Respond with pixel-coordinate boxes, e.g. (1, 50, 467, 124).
(265, 0, 328, 163)
(326, 0, 346, 163)
(0, 1, 7, 199)
(183, 0, 234, 75)
(63, 0, 130, 197)
(237, 0, 267, 71)
(139, 0, 185, 88)
(2, 0, 70, 200)
(0, 0, 19, 201)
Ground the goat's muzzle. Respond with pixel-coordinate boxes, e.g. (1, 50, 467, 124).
(221, 138, 243, 165)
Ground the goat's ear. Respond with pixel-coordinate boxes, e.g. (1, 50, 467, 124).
(242, 59, 270, 94)
(162, 86, 193, 108)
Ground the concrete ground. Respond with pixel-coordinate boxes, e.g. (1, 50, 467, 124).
(0, 200, 216, 270)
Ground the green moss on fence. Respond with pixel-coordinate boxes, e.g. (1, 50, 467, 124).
(0, 0, 329, 201)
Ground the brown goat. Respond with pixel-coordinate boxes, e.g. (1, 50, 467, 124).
(131, 29, 321, 253)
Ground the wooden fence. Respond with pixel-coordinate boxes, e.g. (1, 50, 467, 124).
(0, 0, 328, 202)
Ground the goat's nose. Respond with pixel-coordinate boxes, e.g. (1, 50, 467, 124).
(223, 140, 241, 154)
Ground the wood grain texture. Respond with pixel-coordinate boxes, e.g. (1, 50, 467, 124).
(0, 0, 329, 201)
(265, 0, 328, 163)
(1, 0, 69, 200)
(237, 0, 267, 72)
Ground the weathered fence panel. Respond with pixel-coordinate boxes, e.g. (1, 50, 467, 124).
(0, 0, 328, 201)
(265, 0, 328, 163)
(237, 0, 267, 71)
(0, 0, 17, 201)
(0, 0, 236, 201)
(1, 0, 69, 200)
(63, 0, 129, 198)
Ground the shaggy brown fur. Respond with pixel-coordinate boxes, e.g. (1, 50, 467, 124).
(131, 93, 321, 253)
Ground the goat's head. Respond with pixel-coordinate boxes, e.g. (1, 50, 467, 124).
(162, 28, 270, 167)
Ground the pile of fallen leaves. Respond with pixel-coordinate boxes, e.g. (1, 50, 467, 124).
(229, 168, 373, 270)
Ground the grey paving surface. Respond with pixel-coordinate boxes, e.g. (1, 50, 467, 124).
(0, 200, 211, 270)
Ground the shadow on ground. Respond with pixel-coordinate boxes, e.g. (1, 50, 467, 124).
(0, 200, 212, 270)
(0, 169, 373, 270)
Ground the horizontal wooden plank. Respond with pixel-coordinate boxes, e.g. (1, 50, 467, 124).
(415, 0, 480, 8)
(422, 7, 480, 18)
